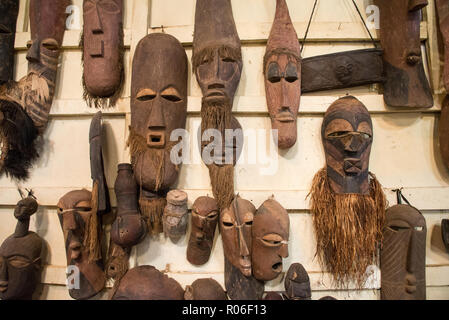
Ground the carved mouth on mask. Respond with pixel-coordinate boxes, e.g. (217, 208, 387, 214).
(343, 158, 362, 175)
(69, 241, 82, 260)
(147, 130, 165, 148)
(406, 52, 421, 66)
(275, 110, 295, 123)
(272, 262, 282, 272)
(0, 281, 7, 293)
(195, 231, 204, 242)
(239, 257, 252, 276)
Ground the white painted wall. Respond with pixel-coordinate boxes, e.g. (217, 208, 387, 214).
(0, 0, 448, 300)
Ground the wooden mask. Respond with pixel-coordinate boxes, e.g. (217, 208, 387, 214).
(284, 263, 311, 300)
(184, 278, 227, 300)
(0, 0, 19, 85)
(381, 204, 426, 300)
(439, 96, 449, 171)
(264, 0, 301, 150)
(163, 190, 188, 243)
(436, 0, 449, 92)
(442, 219, 449, 254)
(374, 0, 433, 108)
(112, 265, 184, 300)
(186, 196, 219, 266)
(57, 189, 106, 300)
(0, 194, 43, 300)
(82, 0, 124, 108)
(251, 199, 289, 281)
(220, 196, 255, 277)
(321, 96, 373, 195)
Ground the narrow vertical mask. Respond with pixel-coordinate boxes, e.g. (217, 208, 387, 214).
(0, 0, 19, 85)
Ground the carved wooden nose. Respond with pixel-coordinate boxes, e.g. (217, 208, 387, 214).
(147, 98, 165, 129)
(91, 6, 103, 34)
(26, 42, 40, 62)
(343, 134, 363, 152)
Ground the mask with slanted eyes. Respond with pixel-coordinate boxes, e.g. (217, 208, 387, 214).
(381, 204, 427, 300)
(0, 195, 43, 300)
(374, 0, 433, 108)
(186, 196, 219, 266)
(252, 199, 289, 281)
(264, 0, 301, 150)
(220, 196, 255, 277)
(112, 265, 185, 300)
(0, 0, 19, 85)
(82, 0, 123, 108)
(321, 96, 373, 195)
(284, 263, 311, 300)
(57, 189, 106, 300)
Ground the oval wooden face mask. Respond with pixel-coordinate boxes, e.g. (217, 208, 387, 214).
(321, 96, 373, 195)
(381, 204, 427, 300)
(82, 0, 123, 108)
(0, 0, 19, 85)
(251, 199, 289, 281)
(130, 33, 187, 193)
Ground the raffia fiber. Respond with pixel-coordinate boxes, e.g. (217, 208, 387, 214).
(83, 182, 102, 263)
(309, 168, 386, 288)
(139, 196, 167, 236)
(208, 164, 234, 211)
(106, 242, 129, 299)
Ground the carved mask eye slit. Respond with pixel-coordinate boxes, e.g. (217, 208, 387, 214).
(136, 88, 156, 102)
(285, 62, 298, 83)
(267, 62, 281, 83)
(42, 38, 59, 52)
(261, 233, 283, 247)
(207, 211, 218, 220)
(161, 87, 182, 103)
(222, 212, 234, 228)
(244, 212, 253, 226)
(328, 131, 351, 138)
(99, 0, 120, 13)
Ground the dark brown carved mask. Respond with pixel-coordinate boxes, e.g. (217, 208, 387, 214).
(322, 96, 373, 195)
(0, 196, 43, 300)
(436, 0, 449, 92)
(374, 0, 433, 108)
(130, 33, 187, 193)
(57, 189, 105, 300)
(186, 196, 219, 266)
(381, 204, 427, 300)
(184, 278, 227, 300)
(284, 263, 311, 300)
(220, 196, 255, 277)
(252, 199, 289, 281)
(442, 219, 449, 254)
(112, 265, 184, 300)
(439, 91, 449, 171)
(82, 0, 123, 108)
(0, 0, 19, 85)
(264, 0, 301, 149)
(163, 190, 188, 243)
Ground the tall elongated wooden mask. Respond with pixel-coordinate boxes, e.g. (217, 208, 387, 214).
(252, 198, 289, 281)
(310, 96, 386, 287)
(381, 204, 426, 300)
(264, 0, 301, 149)
(82, 0, 124, 108)
(436, 0, 449, 92)
(0, 0, 19, 85)
(0, 195, 43, 300)
(375, 0, 433, 108)
(321, 96, 373, 195)
(192, 0, 243, 211)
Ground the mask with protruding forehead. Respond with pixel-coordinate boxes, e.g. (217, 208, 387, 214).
(130, 33, 187, 192)
(220, 196, 255, 277)
(0, 0, 19, 85)
(57, 189, 105, 300)
(381, 204, 427, 300)
(321, 96, 373, 195)
(82, 0, 123, 103)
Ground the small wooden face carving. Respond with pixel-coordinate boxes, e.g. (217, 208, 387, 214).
(83, 0, 123, 98)
(264, 53, 300, 149)
(321, 96, 373, 195)
(0, 0, 19, 84)
(381, 204, 427, 300)
(57, 190, 105, 300)
(130, 33, 187, 192)
(284, 263, 311, 300)
(251, 199, 289, 281)
(220, 196, 255, 277)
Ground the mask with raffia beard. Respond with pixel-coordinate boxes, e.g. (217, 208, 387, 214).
(309, 96, 386, 288)
(0, 0, 68, 180)
(193, 0, 243, 211)
(129, 33, 187, 235)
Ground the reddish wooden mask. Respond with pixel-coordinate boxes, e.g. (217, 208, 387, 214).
(436, 0, 449, 92)
(374, 0, 433, 108)
(264, 0, 301, 149)
(82, 0, 123, 107)
(57, 190, 105, 300)
(220, 196, 255, 277)
(381, 204, 426, 300)
(252, 199, 289, 281)
(0, 196, 43, 300)
(322, 96, 373, 195)
(0, 0, 19, 85)
(130, 33, 187, 193)
(186, 196, 219, 266)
